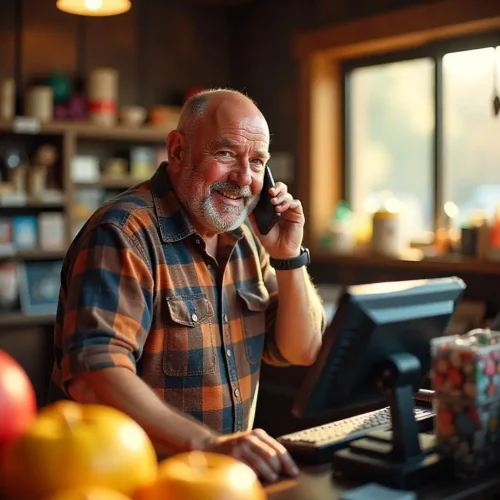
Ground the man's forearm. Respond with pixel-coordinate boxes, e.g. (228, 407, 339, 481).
(273, 267, 324, 365)
(68, 366, 217, 455)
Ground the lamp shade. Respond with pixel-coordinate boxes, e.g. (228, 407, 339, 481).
(56, 0, 131, 16)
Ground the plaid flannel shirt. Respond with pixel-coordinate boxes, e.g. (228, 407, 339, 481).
(48, 163, 289, 434)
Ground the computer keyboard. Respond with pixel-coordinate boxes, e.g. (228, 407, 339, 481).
(278, 404, 435, 464)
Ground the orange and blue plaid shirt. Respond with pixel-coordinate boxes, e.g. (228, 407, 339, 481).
(48, 163, 289, 433)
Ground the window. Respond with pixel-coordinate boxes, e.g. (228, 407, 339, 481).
(344, 38, 500, 239)
(443, 47, 500, 225)
(348, 58, 435, 235)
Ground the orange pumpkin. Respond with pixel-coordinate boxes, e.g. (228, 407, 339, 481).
(0, 401, 157, 500)
(134, 451, 267, 500)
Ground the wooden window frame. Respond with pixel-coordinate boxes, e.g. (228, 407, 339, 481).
(294, 0, 500, 251)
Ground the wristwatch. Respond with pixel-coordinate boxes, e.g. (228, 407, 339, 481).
(270, 247, 310, 271)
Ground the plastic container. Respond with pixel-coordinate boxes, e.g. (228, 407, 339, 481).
(371, 192, 403, 257)
(431, 329, 500, 478)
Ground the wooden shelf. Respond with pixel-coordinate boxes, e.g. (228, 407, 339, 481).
(312, 249, 500, 276)
(74, 176, 144, 190)
(0, 117, 169, 329)
(17, 249, 66, 260)
(0, 197, 66, 209)
(0, 119, 171, 143)
(0, 250, 66, 261)
(0, 312, 55, 327)
(72, 122, 171, 142)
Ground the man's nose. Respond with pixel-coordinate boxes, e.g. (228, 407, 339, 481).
(229, 163, 252, 186)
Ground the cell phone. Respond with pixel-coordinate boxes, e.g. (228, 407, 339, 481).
(253, 165, 280, 235)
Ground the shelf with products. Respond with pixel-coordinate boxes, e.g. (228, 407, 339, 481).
(69, 134, 169, 238)
(0, 117, 174, 327)
(0, 118, 172, 143)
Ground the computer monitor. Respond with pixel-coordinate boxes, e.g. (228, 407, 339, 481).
(292, 276, 466, 488)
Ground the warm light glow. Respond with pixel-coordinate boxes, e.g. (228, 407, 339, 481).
(227, 463, 258, 490)
(85, 0, 103, 10)
(444, 201, 459, 219)
(56, 0, 131, 16)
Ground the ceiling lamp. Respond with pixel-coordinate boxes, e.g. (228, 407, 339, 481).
(56, 0, 131, 16)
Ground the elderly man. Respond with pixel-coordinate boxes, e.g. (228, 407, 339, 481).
(48, 88, 325, 482)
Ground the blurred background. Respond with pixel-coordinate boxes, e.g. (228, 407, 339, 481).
(0, 0, 499, 437)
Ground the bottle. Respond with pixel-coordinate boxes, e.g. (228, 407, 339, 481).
(371, 191, 403, 258)
(327, 201, 355, 254)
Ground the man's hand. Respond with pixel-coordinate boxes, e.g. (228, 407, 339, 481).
(205, 428, 299, 483)
(249, 182, 304, 260)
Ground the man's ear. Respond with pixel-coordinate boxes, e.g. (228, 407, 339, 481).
(166, 130, 185, 173)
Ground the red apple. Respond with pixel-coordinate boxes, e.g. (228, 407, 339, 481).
(0, 350, 37, 449)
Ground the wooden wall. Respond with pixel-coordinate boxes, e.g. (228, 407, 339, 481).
(0, 0, 232, 111)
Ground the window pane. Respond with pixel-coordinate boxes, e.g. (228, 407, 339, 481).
(443, 47, 500, 225)
(348, 58, 435, 236)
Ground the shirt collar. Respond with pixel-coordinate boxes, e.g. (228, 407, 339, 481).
(151, 162, 244, 243)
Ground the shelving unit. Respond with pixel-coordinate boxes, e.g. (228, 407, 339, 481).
(0, 118, 173, 326)
(312, 249, 500, 276)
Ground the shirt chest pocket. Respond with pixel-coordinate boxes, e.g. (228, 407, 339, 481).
(163, 293, 217, 377)
(236, 282, 270, 365)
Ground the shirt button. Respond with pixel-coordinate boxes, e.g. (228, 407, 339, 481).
(196, 238, 201, 245)
(234, 388, 240, 398)
(226, 349, 232, 357)
(223, 314, 228, 323)
(191, 313, 198, 322)
(207, 263, 212, 269)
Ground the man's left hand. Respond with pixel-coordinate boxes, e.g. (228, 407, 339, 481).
(249, 182, 304, 260)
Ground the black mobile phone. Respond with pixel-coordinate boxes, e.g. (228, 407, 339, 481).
(253, 165, 280, 235)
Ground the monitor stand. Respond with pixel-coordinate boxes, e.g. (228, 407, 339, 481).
(331, 352, 452, 489)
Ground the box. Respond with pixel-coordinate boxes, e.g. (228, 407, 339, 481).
(12, 215, 37, 250)
(431, 329, 500, 477)
(38, 213, 65, 250)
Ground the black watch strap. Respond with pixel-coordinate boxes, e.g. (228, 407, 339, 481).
(270, 247, 310, 271)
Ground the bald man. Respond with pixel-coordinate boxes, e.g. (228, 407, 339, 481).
(48, 89, 325, 482)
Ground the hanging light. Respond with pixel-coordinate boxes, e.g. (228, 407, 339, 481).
(56, 0, 131, 16)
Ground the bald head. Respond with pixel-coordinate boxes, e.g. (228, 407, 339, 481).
(177, 88, 268, 139)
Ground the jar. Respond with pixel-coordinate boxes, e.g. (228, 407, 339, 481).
(372, 208, 402, 257)
(88, 68, 118, 127)
(0, 78, 15, 120)
(25, 86, 53, 122)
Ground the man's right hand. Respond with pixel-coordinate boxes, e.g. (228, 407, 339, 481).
(205, 428, 300, 483)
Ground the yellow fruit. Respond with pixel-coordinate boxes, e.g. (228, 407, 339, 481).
(45, 486, 131, 500)
(134, 451, 267, 500)
(0, 401, 157, 500)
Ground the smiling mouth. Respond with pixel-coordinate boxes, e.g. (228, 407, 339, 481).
(215, 190, 243, 201)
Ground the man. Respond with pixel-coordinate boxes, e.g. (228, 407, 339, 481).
(48, 88, 325, 483)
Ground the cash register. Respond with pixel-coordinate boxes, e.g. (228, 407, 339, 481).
(278, 276, 466, 489)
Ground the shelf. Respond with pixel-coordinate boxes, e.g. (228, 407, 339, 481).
(0, 119, 172, 143)
(74, 176, 144, 189)
(72, 122, 172, 142)
(0, 312, 55, 327)
(0, 197, 66, 209)
(0, 249, 66, 261)
(312, 249, 500, 276)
